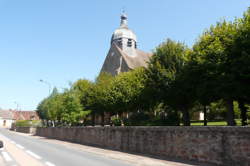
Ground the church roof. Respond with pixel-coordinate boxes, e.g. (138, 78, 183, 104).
(115, 44, 152, 69)
(100, 43, 153, 76)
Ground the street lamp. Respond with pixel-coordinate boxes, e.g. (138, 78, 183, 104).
(39, 79, 52, 95)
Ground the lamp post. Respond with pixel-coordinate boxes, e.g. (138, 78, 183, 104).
(39, 79, 52, 95)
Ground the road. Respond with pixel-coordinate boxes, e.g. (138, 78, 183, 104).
(0, 128, 132, 166)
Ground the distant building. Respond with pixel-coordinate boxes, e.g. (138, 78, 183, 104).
(0, 110, 14, 128)
(0, 109, 39, 128)
(101, 13, 152, 76)
(12, 111, 40, 121)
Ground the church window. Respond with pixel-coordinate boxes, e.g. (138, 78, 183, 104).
(127, 39, 132, 47)
(117, 38, 122, 46)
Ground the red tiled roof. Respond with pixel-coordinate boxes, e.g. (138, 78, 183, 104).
(0, 110, 14, 119)
(12, 111, 40, 120)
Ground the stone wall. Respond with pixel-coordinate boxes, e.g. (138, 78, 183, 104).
(32, 127, 250, 166)
(15, 127, 37, 134)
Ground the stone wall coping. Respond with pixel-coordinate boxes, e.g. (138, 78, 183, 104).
(35, 126, 250, 133)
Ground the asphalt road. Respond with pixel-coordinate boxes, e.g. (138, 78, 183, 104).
(0, 128, 132, 166)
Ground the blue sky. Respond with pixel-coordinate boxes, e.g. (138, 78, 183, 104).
(0, 0, 249, 110)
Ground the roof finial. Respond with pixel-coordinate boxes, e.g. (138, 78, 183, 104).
(120, 8, 128, 28)
(122, 7, 126, 15)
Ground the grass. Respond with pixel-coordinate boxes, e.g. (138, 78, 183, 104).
(191, 119, 242, 126)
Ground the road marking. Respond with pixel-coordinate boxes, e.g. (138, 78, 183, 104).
(16, 144, 25, 149)
(0, 135, 11, 142)
(2, 151, 12, 162)
(10, 141, 16, 144)
(26, 150, 42, 160)
(45, 161, 56, 166)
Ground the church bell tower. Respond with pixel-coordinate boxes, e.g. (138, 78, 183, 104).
(111, 12, 137, 57)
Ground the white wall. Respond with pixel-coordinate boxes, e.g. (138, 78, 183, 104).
(0, 119, 14, 128)
(199, 112, 204, 120)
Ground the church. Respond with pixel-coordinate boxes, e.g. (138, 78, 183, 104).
(101, 13, 152, 76)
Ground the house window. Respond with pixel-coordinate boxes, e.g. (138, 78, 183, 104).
(127, 39, 132, 47)
(135, 42, 137, 49)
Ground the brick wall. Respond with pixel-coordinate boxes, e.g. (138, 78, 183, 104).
(29, 126, 250, 166)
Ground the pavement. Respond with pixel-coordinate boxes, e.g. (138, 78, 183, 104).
(0, 128, 205, 166)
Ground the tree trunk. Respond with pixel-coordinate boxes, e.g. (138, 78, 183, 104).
(225, 99, 236, 126)
(238, 100, 247, 126)
(101, 112, 105, 126)
(182, 108, 190, 126)
(52, 120, 55, 127)
(91, 113, 95, 126)
(203, 105, 207, 126)
(175, 111, 180, 126)
(118, 112, 124, 126)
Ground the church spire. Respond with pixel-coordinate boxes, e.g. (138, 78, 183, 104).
(120, 11, 128, 28)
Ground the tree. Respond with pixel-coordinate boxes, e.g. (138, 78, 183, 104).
(193, 20, 238, 126)
(146, 39, 191, 125)
(36, 88, 63, 127)
(108, 68, 147, 120)
(60, 90, 90, 126)
(230, 8, 250, 125)
(82, 72, 114, 126)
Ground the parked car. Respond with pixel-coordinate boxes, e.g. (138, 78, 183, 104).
(0, 140, 3, 148)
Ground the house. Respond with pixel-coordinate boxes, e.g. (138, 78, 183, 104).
(0, 109, 40, 128)
(0, 109, 14, 128)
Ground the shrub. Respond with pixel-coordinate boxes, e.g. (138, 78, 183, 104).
(15, 120, 42, 127)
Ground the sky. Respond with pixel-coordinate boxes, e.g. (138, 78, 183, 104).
(0, 0, 249, 110)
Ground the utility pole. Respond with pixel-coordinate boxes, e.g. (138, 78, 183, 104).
(14, 101, 20, 111)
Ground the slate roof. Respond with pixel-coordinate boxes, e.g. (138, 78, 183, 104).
(101, 43, 153, 76)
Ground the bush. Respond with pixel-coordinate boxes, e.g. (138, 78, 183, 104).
(15, 120, 42, 127)
(111, 117, 122, 126)
(123, 110, 180, 126)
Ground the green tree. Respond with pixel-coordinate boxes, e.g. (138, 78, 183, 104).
(193, 20, 238, 126)
(82, 72, 114, 126)
(146, 39, 191, 125)
(230, 8, 250, 125)
(108, 68, 147, 123)
(36, 88, 62, 126)
(60, 90, 90, 126)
